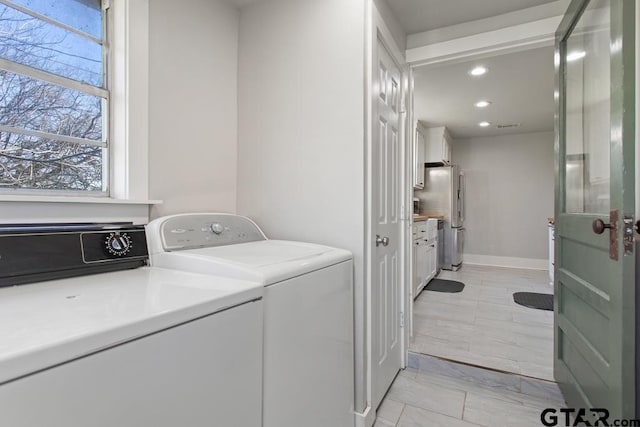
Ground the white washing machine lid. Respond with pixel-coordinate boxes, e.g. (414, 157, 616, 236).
(150, 240, 353, 285)
(0, 267, 262, 384)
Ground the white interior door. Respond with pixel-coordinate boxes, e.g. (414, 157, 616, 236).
(371, 36, 403, 410)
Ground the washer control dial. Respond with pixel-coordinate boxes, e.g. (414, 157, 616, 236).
(105, 232, 132, 256)
(210, 223, 224, 235)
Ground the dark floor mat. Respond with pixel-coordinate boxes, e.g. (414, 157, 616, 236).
(513, 292, 553, 311)
(425, 279, 465, 293)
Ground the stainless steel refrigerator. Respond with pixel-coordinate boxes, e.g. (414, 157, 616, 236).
(423, 165, 464, 271)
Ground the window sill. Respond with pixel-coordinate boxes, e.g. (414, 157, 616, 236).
(0, 196, 161, 224)
(0, 195, 162, 205)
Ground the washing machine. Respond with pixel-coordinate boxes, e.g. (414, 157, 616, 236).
(146, 213, 355, 427)
(0, 223, 263, 427)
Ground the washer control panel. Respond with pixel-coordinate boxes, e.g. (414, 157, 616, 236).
(159, 214, 266, 251)
(210, 223, 224, 235)
(82, 228, 148, 262)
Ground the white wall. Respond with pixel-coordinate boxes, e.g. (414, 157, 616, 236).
(373, 0, 406, 52)
(236, 0, 366, 411)
(452, 131, 554, 266)
(237, 0, 365, 287)
(148, 0, 239, 218)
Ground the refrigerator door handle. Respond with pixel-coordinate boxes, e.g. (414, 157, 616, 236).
(458, 173, 464, 224)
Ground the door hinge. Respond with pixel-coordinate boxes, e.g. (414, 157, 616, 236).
(623, 215, 634, 256)
(400, 311, 404, 328)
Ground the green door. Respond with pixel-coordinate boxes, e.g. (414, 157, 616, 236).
(555, 0, 636, 418)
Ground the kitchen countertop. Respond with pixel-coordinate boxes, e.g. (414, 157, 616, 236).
(413, 214, 445, 222)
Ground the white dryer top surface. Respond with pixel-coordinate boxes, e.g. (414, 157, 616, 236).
(0, 267, 262, 384)
(151, 240, 353, 285)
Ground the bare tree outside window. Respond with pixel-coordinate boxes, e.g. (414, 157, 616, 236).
(0, 0, 106, 193)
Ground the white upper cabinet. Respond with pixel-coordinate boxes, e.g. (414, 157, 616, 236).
(413, 125, 426, 189)
(424, 126, 452, 165)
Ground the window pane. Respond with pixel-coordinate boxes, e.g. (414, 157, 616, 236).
(10, 0, 102, 40)
(564, 0, 610, 214)
(0, 4, 102, 87)
(0, 70, 103, 141)
(0, 133, 103, 191)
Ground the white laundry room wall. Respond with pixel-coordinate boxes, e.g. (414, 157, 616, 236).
(236, 0, 367, 413)
(372, 0, 406, 52)
(452, 131, 555, 269)
(237, 0, 366, 269)
(148, 0, 239, 218)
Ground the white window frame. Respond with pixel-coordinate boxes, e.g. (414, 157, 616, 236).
(0, 0, 159, 224)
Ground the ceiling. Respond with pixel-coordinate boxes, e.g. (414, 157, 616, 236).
(226, 0, 260, 7)
(385, 0, 558, 34)
(413, 46, 555, 139)
(228, 0, 560, 32)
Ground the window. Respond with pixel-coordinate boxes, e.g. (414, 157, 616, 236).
(0, 0, 152, 224)
(0, 0, 107, 194)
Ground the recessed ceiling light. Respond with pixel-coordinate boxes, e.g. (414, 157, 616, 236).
(474, 100, 491, 108)
(566, 51, 586, 62)
(478, 121, 491, 127)
(469, 66, 488, 76)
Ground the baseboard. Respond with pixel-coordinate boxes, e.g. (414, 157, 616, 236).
(354, 404, 375, 427)
(463, 254, 548, 270)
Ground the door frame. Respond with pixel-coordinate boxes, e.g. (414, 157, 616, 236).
(363, 1, 409, 426)
(403, 0, 639, 417)
(403, 7, 569, 360)
(364, 9, 574, 423)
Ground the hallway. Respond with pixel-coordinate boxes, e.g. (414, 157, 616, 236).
(410, 265, 554, 380)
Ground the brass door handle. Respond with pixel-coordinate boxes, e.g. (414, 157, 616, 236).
(593, 218, 615, 234)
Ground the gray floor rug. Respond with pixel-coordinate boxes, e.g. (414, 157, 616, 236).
(513, 292, 553, 311)
(425, 279, 465, 293)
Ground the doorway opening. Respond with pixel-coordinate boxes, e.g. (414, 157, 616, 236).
(408, 46, 556, 381)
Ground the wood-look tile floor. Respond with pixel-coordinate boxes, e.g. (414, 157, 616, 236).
(410, 264, 554, 381)
(374, 360, 565, 427)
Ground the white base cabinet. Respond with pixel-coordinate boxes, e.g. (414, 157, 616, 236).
(412, 219, 439, 299)
(413, 240, 425, 299)
(425, 240, 437, 284)
(416, 240, 428, 296)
